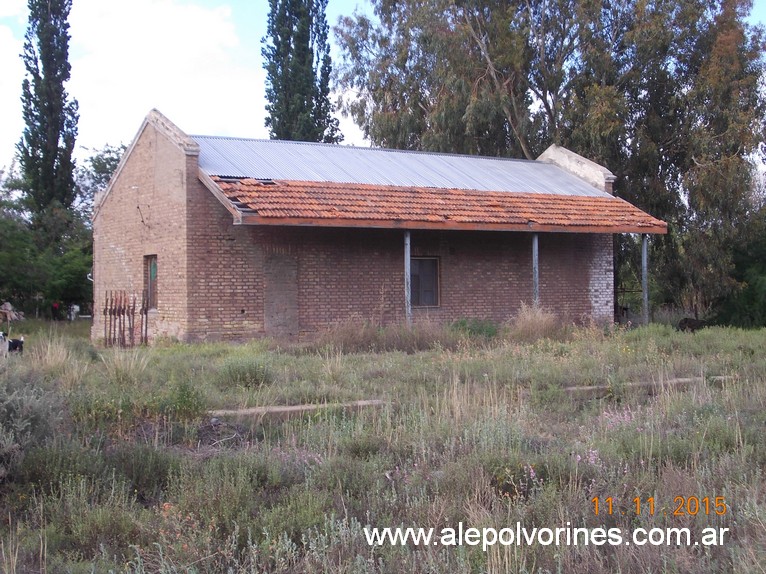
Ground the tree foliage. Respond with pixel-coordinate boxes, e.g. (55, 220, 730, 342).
(74, 144, 126, 221)
(715, 204, 766, 327)
(335, 0, 766, 317)
(262, 0, 341, 143)
(0, 2, 122, 315)
(335, 0, 518, 154)
(0, 177, 38, 306)
(17, 0, 79, 219)
(0, 145, 121, 314)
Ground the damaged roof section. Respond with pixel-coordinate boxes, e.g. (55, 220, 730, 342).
(209, 177, 667, 234)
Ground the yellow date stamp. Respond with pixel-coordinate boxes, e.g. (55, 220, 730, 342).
(591, 496, 728, 517)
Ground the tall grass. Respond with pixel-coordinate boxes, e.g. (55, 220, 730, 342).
(1, 323, 765, 572)
(100, 348, 150, 388)
(310, 317, 466, 353)
(504, 302, 568, 342)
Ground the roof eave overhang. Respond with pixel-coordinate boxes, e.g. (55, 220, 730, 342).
(236, 214, 668, 234)
(199, 172, 668, 234)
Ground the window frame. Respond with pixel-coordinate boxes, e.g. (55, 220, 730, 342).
(144, 255, 158, 310)
(410, 256, 440, 308)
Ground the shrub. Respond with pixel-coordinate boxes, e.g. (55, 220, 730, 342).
(18, 439, 110, 493)
(38, 473, 151, 562)
(260, 487, 334, 545)
(159, 379, 207, 420)
(170, 455, 269, 524)
(106, 444, 182, 504)
(504, 303, 566, 343)
(67, 389, 136, 432)
(311, 317, 465, 354)
(450, 318, 499, 339)
(0, 373, 63, 481)
(215, 356, 274, 389)
(99, 349, 150, 388)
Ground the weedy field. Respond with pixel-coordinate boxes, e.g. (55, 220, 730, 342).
(0, 314, 765, 573)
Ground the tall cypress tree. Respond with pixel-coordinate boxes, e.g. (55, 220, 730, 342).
(17, 0, 79, 217)
(262, 0, 341, 143)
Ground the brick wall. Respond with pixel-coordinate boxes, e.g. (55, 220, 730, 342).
(184, 224, 614, 338)
(538, 233, 614, 322)
(92, 120, 192, 342)
(588, 234, 615, 323)
(183, 167, 266, 342)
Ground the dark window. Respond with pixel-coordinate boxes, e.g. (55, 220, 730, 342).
(411, 257, 439, 307)
(144, 255, 158, 309)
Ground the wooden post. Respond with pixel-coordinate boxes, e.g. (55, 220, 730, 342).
(118, 291, 125, 347)
(404, 231, 412, 326)
(128, 294, 136, 348)
(642, 233, 649, 325)
(532, 233, 540, 308)
(143, 289, 149, 345)
(108, 291, 114, 347)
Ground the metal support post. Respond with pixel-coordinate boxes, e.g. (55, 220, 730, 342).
(642, 233, 649, 325)
(404, 231, 412, 325)
(532, 233, 540, 307)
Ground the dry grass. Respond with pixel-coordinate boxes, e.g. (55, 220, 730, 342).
(99, 348, 150, 388)
(310, 316, 465, 353)
(504, 302, 569, 343)
(2, 324, 766, 572)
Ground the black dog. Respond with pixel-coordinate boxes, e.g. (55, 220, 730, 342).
(677, 318, 707, 333)
(0, 332, 23, 355)
(8, 337, 23, 354)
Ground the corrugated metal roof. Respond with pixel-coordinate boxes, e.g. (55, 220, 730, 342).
(192, 136, 612, 198)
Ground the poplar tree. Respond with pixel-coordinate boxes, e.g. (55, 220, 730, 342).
(17, 0, 79, 218)
(262, 0, 341, 143)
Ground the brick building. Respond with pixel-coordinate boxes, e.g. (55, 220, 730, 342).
(91, 110, 666, 343)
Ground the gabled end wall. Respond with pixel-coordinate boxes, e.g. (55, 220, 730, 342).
(91, 111, 196, 343)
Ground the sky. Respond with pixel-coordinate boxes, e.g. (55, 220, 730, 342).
(0, 0, 369, 171)
(1, 0, 765, 173)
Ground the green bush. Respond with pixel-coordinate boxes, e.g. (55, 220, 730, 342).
(67, 389, 136, 431)
(260, 487, 333, 545)
(159, 379, 207, 420)
(38, 473, 151, 563)
(106, 444, 182, 504)
(450, 318, 499, 339)
(215, 356, 274, 389)
(18, 439, 110, 493)
(0, 372, 63, 481)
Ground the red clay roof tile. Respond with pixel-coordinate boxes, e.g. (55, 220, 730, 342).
(210, 177, 667, 234)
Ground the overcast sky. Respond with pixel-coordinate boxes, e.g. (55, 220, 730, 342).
(0, 0, 368, 171)
(1, 0, 765, 172)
